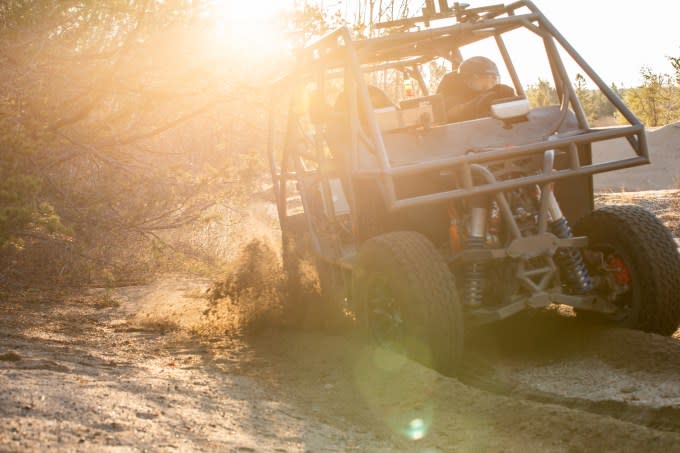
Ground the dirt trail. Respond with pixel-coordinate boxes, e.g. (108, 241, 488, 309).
(2, 277, 680, 452)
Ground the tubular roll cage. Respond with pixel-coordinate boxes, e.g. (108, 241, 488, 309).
(268, 0, 648, 242)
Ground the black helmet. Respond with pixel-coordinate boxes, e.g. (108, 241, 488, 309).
(458, 56, 499, 79)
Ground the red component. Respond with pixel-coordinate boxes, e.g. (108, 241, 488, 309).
(404, 78, 414, 97)
(448, 205, 462, 252)
(609, 256, 631, 286)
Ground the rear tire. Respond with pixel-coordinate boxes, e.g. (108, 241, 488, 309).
(573, 205, 680, 335)
(353, 231, 464, 374)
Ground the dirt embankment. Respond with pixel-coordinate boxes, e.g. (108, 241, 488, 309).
(594, 123, 680, 191)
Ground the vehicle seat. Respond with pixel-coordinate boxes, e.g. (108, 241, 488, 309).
(436, 71, 465, 98)
(333, 85, 397, 127)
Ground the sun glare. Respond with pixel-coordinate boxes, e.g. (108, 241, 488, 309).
(207, 0, 290, 59)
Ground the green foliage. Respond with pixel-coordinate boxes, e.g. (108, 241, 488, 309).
(526, 78, 558, 108)
(669, 56, 680, 85)
(0, 0, 277, 285)
(572, 74, 619, 124)
(574, 73, 596, 123)
(526, 74, 653, 126)
(621, 65, 680, 127)
(0, 116, 66, 246)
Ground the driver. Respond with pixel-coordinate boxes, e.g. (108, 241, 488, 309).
(437, 56, 515, 122)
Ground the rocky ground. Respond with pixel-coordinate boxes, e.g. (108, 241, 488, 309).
(1, 191, 680, 452)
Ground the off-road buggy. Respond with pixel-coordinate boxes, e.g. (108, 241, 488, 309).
(267, 0, 680, 373)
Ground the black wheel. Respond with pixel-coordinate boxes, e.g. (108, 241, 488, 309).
(353, 231, 463, 374)
(573, 205, 680, 335)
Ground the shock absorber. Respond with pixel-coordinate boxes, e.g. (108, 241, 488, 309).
(547, 192, 593, 294)
(464, 207, 487, 307)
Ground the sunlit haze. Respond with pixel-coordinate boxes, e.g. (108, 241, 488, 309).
(207, 0, 290, 60)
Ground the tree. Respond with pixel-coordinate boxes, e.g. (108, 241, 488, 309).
(0, 0, 279, 284)
(568, 74, 619, 124)
(526, 78, 558, 107)
(285, 2, 346, 46)
(622, 66, 678, 127)
(669, 55, 680, 85)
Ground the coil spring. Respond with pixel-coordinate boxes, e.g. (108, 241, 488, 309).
(550, 217, 593, 294)
(464, 236, 485, 307)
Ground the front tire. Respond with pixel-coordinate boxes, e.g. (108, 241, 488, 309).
(574, 205, 680, 335)
(353, 231, 464, 374)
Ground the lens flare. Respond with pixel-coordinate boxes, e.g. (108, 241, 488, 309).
(404, 417, 428, 440)
(206, 0, 290, 61)
(353, 345, 437, 443)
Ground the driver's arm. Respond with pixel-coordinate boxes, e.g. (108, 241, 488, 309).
(446, 84, 515, 122)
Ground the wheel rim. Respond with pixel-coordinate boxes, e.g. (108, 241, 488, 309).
(589, 243, 638, 322)
(364, 273, 405, 350)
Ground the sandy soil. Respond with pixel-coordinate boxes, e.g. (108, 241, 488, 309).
(593, 123, 680, 191)
(1, 273, 680, 452)
(595, 189, 680, 236)
(0, 280, 387, 452)
(2, 194, 680, 452)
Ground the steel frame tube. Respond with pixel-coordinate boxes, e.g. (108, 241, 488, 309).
(387, 155, 647, 211)
(273, 0, 650, 258)
(470, 164, 523, 239)
(495, 34, 525, 97)
(354, 125, 644, 180)
(536, 150, 554, 234)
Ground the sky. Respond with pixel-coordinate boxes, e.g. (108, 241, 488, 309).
(220, 0, 680, 87)
(321, 0, 680, 87)
(524, 0, 680, 87)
